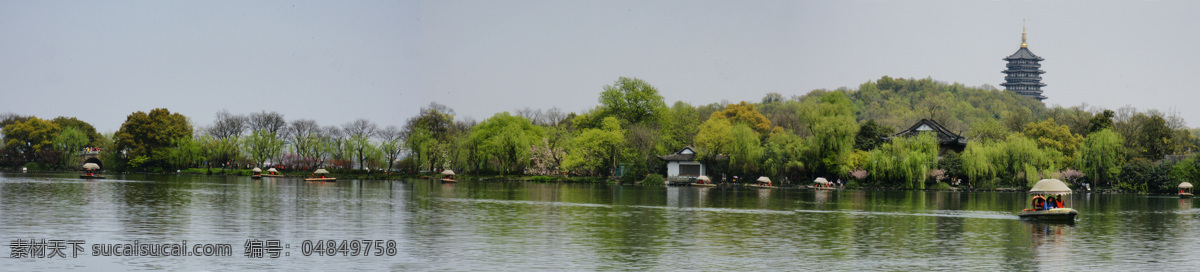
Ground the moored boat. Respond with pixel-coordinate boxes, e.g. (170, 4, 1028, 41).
(1180, 182, 1194, 198)
(812, 177, 835, 190)
(250, 167, 263, 179)
(1018, 179, 1077, 223)
(440, 169, 457, 183)
(304, 169, 336, 182)
(691, 175, 717, 187)
(80, 163, 105, 179)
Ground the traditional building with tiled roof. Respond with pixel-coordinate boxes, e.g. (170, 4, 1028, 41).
(1001, 22, 1047, 101)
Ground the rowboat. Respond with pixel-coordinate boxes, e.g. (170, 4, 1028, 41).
(250, 167, 263, 179)
(1180, 182, 1194, 198)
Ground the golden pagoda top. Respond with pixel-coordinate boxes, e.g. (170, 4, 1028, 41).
(1021, 20, 1028, 48)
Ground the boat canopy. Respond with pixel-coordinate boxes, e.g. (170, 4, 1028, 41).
(757, 176, 771, 183)
(813, 177, 829, 184)
(313, 169, 330, 174)
(442, 169, 455, 176)
(251, 167, 262, 173)
(1029, 179, 1072, 195)
(82, 163, 100, 170)
(1180, 182, 1194, 189)
(267, 168, 278, 172)
(697, 175, 711, 182)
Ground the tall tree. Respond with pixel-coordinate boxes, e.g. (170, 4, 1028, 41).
(805, 91, 859, 177)
(2, 117, 60, 162)
(598, 77, 667, 125)
(114, 108, 193, 170)
(376, 125, 404, 173)
(209, 109, 247, 140)
(248, 110, 287, 135)
(343, 119, 378, 170)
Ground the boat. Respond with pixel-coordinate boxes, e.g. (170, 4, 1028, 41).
(250, 167, 263, 179)
(79, 163, 105, 179)
(1018, 179, 1077, 223)
(261, 167, 285, 177)
(746, 176, 777, 189)
(304, 169, 336, 182)
(1180, 182, 1194, 198)
(691, 175, 717, 187)
(440, 169, 457, 183)
(812, 177, 835, 190)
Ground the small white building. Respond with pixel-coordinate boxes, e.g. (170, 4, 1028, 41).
(658, 146, 707, 179)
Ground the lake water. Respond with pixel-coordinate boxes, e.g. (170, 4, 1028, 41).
(2, 173, 1198, 271)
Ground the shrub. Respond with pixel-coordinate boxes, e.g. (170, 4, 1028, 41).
(931, 182, 952, 190)
(639, 174, 664, 186)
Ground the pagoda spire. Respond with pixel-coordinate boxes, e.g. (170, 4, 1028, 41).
(1021, 20, 1027, 48)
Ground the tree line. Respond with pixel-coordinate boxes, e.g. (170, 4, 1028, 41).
(3, 76, 1199, 192)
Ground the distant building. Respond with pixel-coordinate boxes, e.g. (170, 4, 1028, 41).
(659, 146, 707, 179)
(1001, 23, 1047, 101)
(886, 119, 968, 157)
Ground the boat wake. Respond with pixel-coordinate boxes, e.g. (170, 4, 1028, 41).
(794, 209, 1019, 220)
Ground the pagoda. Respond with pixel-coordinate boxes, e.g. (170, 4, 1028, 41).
(1001, 23, 1047, 101)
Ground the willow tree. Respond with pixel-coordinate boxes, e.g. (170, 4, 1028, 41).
(805, 91, 859, 177)
(726, 124, 763, 178)
(469, 112, 543, 174)
(866, 132, 937, 189)
(1078, 129, 1125, 188)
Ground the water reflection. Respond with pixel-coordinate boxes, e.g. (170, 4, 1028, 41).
(3, 173, 1200, 270)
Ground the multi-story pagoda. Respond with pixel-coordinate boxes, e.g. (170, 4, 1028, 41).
(1001, 24, 1047, 101)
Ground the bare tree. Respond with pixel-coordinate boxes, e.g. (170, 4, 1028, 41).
(543, 107, 567, 126)
(286, 119, 320, 167)
(248, 110, 287, 134)
(208, 109, 247, 139)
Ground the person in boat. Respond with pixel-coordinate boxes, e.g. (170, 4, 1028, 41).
(1056, 196, 1064, 208)
(1031, 196, 1046, 211)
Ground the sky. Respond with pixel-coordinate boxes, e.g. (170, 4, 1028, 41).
(2, 0, 1198, 133)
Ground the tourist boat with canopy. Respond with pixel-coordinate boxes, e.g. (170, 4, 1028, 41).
(691, 175, 717, 187)
(1180, 182, 1194, 198)
(250, 167, 263, 179)
(262, 167, 285, 177)
(440, 169, 457, 183)
(80, 163, 105, 179)
(746, 176, 776, 189)
(1018, 179, 1077, 222)
(304, 169, 336, 182)
(812, 177, 835, 190)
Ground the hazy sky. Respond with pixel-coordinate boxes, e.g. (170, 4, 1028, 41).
(3, 1, 1198, 133)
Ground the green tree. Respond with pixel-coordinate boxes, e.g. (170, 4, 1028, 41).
(711, 101, 772, 135)
(854, 119, 894, 151)
(2, 117, 61, 162)
(562, 117, 625, 176)
(762, 129, 806, 181)
(598, 77, 668, 125)
(694, 116, 734, 178)
(865, 132, 938, 189)
(50, 116, 101, 146)
(1141, 114, 1173, 160)
(1022, 119, 1084, 166)
(469, 112, 543, 174)
(805, 91, 859, 177)
(168, 135, 204, 170)
(1078, 129, 1125, 188)
(1087, 109, 1115, 134)
(243, 130, 285, 168)
(114, 108, 193, 170)
(726, 124, 763, 177)
(53, 126, 89, 167)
